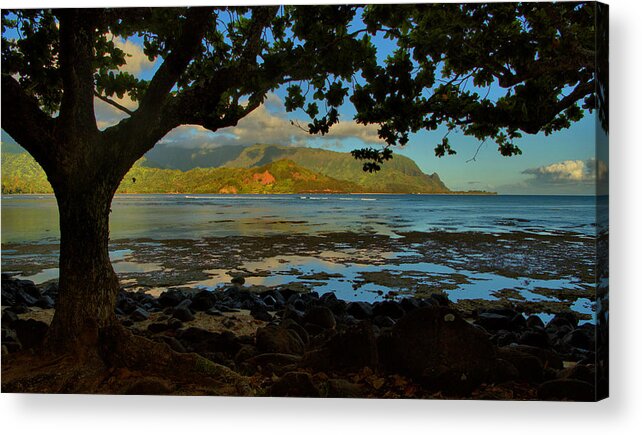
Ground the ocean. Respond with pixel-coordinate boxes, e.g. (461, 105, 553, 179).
(1, 194, 599, 322)
(1, 193, 597, 244)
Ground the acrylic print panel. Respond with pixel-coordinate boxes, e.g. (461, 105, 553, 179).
(0, 2, 608, 401)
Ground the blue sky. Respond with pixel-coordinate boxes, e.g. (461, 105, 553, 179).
(1, 12, 601, 195)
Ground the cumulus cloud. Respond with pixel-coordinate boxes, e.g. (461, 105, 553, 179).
(158, 93, 385, 149)
(522, 158, 603, 185)
(111, 35, 157, 75)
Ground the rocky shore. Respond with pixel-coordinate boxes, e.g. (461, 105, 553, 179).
(1, 273, 605, 400)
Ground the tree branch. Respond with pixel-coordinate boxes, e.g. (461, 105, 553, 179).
(1, 74, 56, 170)
(94, 91, 134, 116)
(136, 7, 214, 114)
(56, 9, 101, 139)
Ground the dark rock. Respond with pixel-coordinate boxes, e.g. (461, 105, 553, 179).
(302, 322, 378, 372)
(492, 331, 519, 347)
(10, 304, 29, 314)
(250, 306, 273, 322)
(558, 364, 596, 384)
(497, 346, 543, 382)
(563, 329, 594, 351)
(372, 301, 405, 319)
(158, 289, 186, 308)
(172, 301, 195, 322)
(547, 313, 578, 330)
(526, 315, 546, 330)
(519, 329, 551, 348)
(378, 306, 497, 393)
(281, 305, 304, 324)
(158, 335, 186, 353)
(256, 325, 305, 355)
(130, 307, 150, 322)
(492, 358, 520, 383)
(475, 312, 512, 331)
(231, 276, 246, 286)
(399, 297, 421, 313)
(205, 308, 224, 316)
(116, 295, 138, 315)
(244, 353, 302, 375)
(167, 318, 183, 330)
(324, 379, 364, 398)
(430, 293, 450, 306)
(508, 344, 564, 370)
(34, 295, 55, 309)
(190, 290, 217, 311)
(2, 327, 22, 353)
(303, 306, 336, 330)
(269, 371, 319, 397)
(121, 318, 134, 327)
(13, 318, 48, 349)
(373, 315, 396, 328)
(1, 309, 19, 327)
(346, 301, 373, 319)
(509, 314, 527, 330)
(281, 318, 309, 345)
(303, 322, 325, 337)
(178, 327, 241, 355)
(147, 322, 168, 333)
(537, 379, 596, 401)
(262, 295, 277, 307)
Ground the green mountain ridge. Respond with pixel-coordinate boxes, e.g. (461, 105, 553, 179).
(2, 143, 452, 194)
(144, 143, 450, 193)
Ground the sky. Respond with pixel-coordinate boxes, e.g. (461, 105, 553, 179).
(1, 11, 603, 195)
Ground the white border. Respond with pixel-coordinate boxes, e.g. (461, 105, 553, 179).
(1, 1, 641, 434)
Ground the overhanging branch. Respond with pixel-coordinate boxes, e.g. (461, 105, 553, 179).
(94, 91, 134, 116)
(1, 74, 56, 169)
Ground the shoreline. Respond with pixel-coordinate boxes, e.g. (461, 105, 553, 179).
(1, 272, 602, 399)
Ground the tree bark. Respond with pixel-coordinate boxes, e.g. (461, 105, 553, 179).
(45, 172, 121, 354)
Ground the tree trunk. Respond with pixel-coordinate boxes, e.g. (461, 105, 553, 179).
(45, 178, 121, 354)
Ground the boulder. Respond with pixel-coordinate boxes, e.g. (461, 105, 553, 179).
(372, 301, 405, 319)
(190, 290, 217, 311)
(130, 307, 150, 322)
(346, 301, 373, 319)
(158, 289, 187, 308)
(475, 312, 512, 331)
(35, 295, 55, 309)
(244, 353, 302, 375)
(378, 306, 497, 393)
(250, 305, 273, 322)
(303, 306, 336, 330)
(497, 346, 544, 382)
(269, 371, 319, 397)
(324, 378, 364, 398)
(302, 322, 378, 372)
(526, 315, 546, 330)
(13, 318, 48, 350)
(255, 325, 305, 355)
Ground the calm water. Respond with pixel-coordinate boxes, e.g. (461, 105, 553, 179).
(1, 194, 598, 321)
(1, 194, 596, 244)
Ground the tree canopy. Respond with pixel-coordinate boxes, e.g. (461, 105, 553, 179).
(2, 3, 601, 174)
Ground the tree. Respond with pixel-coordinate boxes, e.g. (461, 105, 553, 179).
(1, 4, 600, 364)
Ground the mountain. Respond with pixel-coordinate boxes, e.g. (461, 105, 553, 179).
(144, 143, 450, 193)
(1, 153, 360, 194)
(2, 143, 451, 194)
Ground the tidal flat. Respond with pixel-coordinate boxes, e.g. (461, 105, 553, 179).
(2, 229, 597, 322)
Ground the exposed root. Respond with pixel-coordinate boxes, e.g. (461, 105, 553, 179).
(2, 325, 251, 395)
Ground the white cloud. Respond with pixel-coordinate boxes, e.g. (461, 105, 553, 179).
(111, 35, 157, 75)
(522, 159, 600, 184)
(158, 93, 385, 149)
